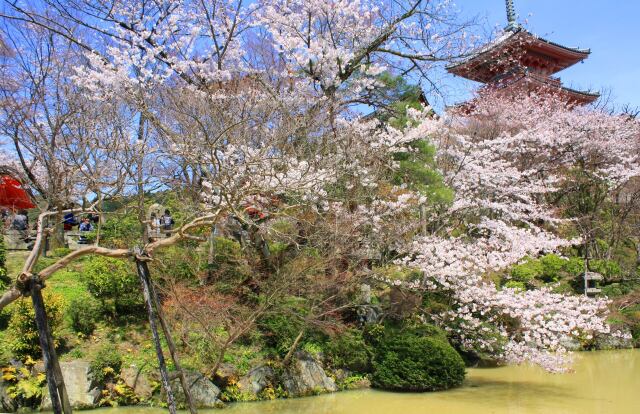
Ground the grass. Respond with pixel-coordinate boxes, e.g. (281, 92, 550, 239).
(6, 251, 87, 301)
(5, 250, 29, 278)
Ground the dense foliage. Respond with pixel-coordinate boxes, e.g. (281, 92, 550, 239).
(67, 295, 102, 336)
(7, 294, 63, 359)
(83, 256, 141, 316)
(371, 326, 465, 392)
(324, 330, 372, 373)
(90, 346, 123, 385)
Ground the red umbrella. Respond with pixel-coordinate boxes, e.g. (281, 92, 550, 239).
(0, 175, 35, 210)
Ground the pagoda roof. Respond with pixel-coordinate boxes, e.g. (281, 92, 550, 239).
(447, 27, 591, 83)
(493, 70, 599, 105)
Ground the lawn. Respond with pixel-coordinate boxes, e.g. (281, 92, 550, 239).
(6, 250, 86, 302)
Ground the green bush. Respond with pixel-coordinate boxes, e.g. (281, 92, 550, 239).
(371, 325, 465, 392)
(510, 258, 543, 283)
(563, 257, 585, 276)
(324, 329, 372, 373)
(97, 213, 143, 249)
(590, 259, 621, 279)
(258, 313, 305, 356)
(67, 295, 102, 335)
(503, 281, 526, 291)
(90, 346, 123, 385)
(540, 254, 565, 282)
(363, 323, 385, 347)
(8, 294, 64, 360)
(83, 256, 140, 316)
(205, 237, 250, 283)
(600, 281, 639, 298)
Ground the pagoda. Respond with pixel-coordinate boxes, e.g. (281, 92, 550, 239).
(447, 0, 599, 105)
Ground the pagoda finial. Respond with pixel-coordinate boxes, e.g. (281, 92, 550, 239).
(505, 0, 519, 31)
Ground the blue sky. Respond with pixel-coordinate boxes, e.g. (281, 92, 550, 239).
(441, 0, 640, 109)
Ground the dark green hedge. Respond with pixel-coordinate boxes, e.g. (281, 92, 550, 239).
(371, 326, 465, 392)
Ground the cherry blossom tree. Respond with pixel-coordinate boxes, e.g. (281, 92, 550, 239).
(385, 91, 640, 371)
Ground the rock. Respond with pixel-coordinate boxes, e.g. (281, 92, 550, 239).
(357, 305, 381, 325)
(237, 365, 275, 397)
(121, 365, 153, 400)
(282, 352, 337, 397)
(359, 284, 372, 304)
(560, 337, 583, 352)
(165, 371, 221, 408)
(41, 361, 101, 410)
(212, 363, 239, 388)
(0, 381, 17, 413)
(593, 329, 634, 350)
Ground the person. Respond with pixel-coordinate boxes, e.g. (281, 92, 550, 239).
(11, 210, 29, 241)
(63, 212, 77, 231)
(11, 210, 28, 231)
(161, 209, 174, 233)
(78, 217, 93, 244)
(79, 217, 93, 232)
(148, 212, 161, 240)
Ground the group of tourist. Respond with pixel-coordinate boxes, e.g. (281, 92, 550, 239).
(147, 209, 174, 240)
(63, 212, 99, 244)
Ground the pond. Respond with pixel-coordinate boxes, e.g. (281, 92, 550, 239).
(102, 350, 639, 414)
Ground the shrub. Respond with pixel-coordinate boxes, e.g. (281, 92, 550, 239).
(540, 254, 565, 282)
(362, 323, 385, 347)
(258, 313, 304, 356)
(205, 237, 250, 283)
(371, 325, 465, 392)
(563, 257, 585, 276)
(589, 259, 621, 279)
(2, 364, 47, 408)
(8, 294, 64, 360)
(97, 213, 143, 249)
(67, 295, 102, 335)
(324, 329, 372, 373)
(90, 346, 123, 385)
(503, 281, 526, 291)
(83, 256, 141, 316)
(510, 258, 543, 283)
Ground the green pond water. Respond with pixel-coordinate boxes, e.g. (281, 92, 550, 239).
(101, 350, 639, 414)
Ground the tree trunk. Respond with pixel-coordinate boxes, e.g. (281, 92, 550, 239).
(135, 259, 177, 414)
(419, 205, 428, 236)
(206, 229, 215, 283)
(282, 330, 304, 366)
(49, 210, 66, 249)
(148, 275, 197, 414)
(31, 278, 71, 414)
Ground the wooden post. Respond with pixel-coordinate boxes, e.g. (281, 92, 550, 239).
(206, 228, 216, 283)
(147, 273, 197, 414)
(135, 258, 177, 414)
(30, 277, 72, 414)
